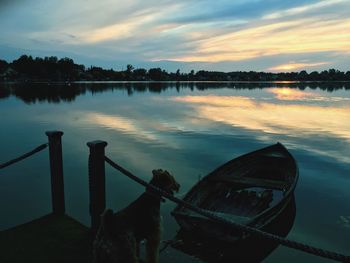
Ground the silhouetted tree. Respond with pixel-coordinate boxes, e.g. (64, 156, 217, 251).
(125, 64, 134, 80)
(298, 70, 308, 81)
(12, 55, 35, 78)
(0, 59, 8, 73)
(346, 71, 350, 81)
(148, 68, 166, 81)
(1, 54, 350, 82)
(175, 69, 181, 81)
(133, 68, 147, 80)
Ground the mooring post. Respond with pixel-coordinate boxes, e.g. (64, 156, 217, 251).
(87, 140, 107, 233)
(45, 131, 65, 215)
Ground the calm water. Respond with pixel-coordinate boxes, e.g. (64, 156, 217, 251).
(0, 82, 349, 262)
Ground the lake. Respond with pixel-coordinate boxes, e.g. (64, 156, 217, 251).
(0, 82, 349, 262)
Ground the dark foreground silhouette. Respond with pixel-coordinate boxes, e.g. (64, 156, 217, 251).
(93, 169, 180, 263)
(171, 196, 296, 263)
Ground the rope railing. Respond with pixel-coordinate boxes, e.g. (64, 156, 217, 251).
(0, 131, 65, 215)
(0, 143, 48, 170)
(104, 156, 350, 263)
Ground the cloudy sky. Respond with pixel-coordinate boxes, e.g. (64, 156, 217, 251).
(0, 0, 349, 72)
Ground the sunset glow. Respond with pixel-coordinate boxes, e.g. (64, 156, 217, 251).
(1, 0, 349, 71)
(171, 95, 350, 140)
(162, 18, 350, 63)
(267, 88, 315, 100)
(1, 0, 350, 257)
(268, 62, 329, 72)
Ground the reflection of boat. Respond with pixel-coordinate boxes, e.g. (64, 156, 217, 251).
(172, 196, 296, 263)
(172, 143, 298, 242)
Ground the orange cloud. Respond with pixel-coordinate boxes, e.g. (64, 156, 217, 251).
(268, 62, 329, 72)
(263, 0, 347, 20)
(159, 17, 350, 62)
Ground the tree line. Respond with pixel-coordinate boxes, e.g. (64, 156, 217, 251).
(1, 55, 350, 81)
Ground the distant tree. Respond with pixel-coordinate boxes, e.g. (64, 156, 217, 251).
(188, 70, 195, 80)
(2, 54, 350, 82)
(174, 69, 181, 81)
(133, 68, 147, 80)
(126, 64, 134, 72)
(298, 70, 308, 81)
(319, 70, 328, 81)
(309, 71, 319, 81)
(346, 71, 350, 81)
(148, 68, 163, 81)
(57, 57, 75, 80)
(11, 55, 35, 78)
(327, 68, 345, 81)
(0, 59, 8, 73)
(57, 57, 85, 80)
(124, 64, 134, 80)
(87, 66, 106, 80)
(162, 69, 170, 80)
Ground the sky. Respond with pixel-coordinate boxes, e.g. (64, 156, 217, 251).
(0, 0, 349, 72)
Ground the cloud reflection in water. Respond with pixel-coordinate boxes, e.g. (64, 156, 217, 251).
(170, 93, 350, 163)
(171, 95, 350, 139)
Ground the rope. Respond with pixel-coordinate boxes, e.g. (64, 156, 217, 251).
(0, 143, 48, 170)
(104, 156, 350, 263)
(160, 239, 183, 253)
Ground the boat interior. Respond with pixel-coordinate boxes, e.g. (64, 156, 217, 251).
(178, 149, 296, 219)
(191, 182, 283, 218)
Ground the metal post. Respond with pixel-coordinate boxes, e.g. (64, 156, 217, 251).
(87, 140, 107, 233)
(46, 131, 65, 215)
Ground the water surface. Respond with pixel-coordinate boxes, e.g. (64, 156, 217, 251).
(0, 82, 349, 262)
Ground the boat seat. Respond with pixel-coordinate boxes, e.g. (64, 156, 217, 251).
(198, 187, 274, 217)
(209, 176, 288, 190)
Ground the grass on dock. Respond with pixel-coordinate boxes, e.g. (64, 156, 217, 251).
(0, 214, 91, 263)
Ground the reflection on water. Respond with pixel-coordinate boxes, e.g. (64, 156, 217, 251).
(268, 88, 317, 101)
(171, 95, 350, 140)
(1, 81, 350, 104)
(170, 93, 350, 164)
(172, 196, 296, 263)
(0, 82, 349, 262)
(88, 112, 157, 140)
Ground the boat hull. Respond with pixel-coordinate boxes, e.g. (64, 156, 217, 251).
(172, 143, 298, 242)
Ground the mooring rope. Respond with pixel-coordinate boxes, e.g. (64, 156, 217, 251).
(104, 156, 350, 262)
(160, 239, 182, 253)
(0, 143, 48, 170)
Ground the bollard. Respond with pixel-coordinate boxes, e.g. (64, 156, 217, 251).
(46, 131, 65, 215)
(87, 140, 107, 233)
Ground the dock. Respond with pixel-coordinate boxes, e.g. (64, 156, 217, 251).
(0, 214, 91, 263)
(0, 131, 94, 263)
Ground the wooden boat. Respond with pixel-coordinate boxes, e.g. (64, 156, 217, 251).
(172, 143, 298, 242)
(171, 196, 296, 262)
